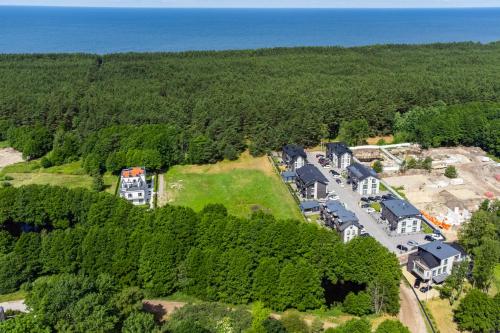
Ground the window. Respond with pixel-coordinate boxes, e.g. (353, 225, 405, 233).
(127, 194, 132, 198)
(138, 193, 142, 197)
(402, 221, 406, 226)
(412, 226, 417, 232)
(413, 220, 418, 225)
(432, 270, 437, 277)
(444, 259, 448, 265)
(401, 227, 406, 233)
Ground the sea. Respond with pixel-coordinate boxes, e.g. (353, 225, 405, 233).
(0, 6, 500, 54)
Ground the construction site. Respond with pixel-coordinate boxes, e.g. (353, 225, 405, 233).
(353, 145, 499, 240)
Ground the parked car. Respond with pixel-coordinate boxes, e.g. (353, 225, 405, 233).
(382, 194, 395, 200)
(360, 197, 370, 202)
(327, 194, 339, 201)
(323, 164, 331, 168)
(424, 235, 434, 242)
(316, 154, 324, 158)
(366, 207, 376, 213)
(360, 233, 371, 238)
(407, 240, 419, 247)
(360, 203, 370, 209)
(374, 196, 382, 201)
(397, 244, 409, 252)
(414, 279, 421, 289)
(368, 196, 376, 201)
(431, 233, 445, 241)
(420, 285, 432, 293)
(335, 179, 342, 184)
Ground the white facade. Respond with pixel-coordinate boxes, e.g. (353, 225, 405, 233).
(357, 176, 380, 196)
(119, 168, 150, 206)
(397, 217, 422, 234)
(342, 225, 359, 243)
(294, 156, 306, 170)
(412, 254, 461, 281)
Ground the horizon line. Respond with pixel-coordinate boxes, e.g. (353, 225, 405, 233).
(1, 4, 500, 9)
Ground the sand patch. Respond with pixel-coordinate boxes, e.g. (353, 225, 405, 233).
(0, 148, 23, 168)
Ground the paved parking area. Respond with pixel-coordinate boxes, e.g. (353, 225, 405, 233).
(307, 151, 429, 254)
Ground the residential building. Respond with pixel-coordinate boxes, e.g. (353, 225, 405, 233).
(381, 199, 422, 234)
(321, 200, 360, 242)
(408, 241, 466, 284)
(119, 167, 151, 205)
(281, 170, 297, 182)
(326, 142, 353, 169)
(296, 164, 329, 200)
(282, 144, 307, 171)
(347, 162, 380, 195)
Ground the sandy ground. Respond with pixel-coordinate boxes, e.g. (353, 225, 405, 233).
(156, 174, 168, 206)
(398, 282, 427, 333)
(0, 148, 23, 168)
(0, 300, 28, 313)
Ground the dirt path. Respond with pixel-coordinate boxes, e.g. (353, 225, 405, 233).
(156, 174, 168, 207)
(399, 282, 427, 333)
(0, 300, 28, 313)
(0, 148, 23, 168)
(143, 300, 337, 329)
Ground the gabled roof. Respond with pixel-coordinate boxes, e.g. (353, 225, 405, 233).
(327, 142, 352, 156)
(300, 200, 320, 211)
(323, 200, 358, 224)
(418, 251, 441, 269)
(283, 144, 307, 159)
(296, 165, 328, 185)
(347, 162, 379, 180)
(324, 200, 345, 213)
(121, 167, 145, 178)
(419, 241, 461, 261)
(281, 170, 297, 178)
(338, 220, 360, 231)
(381, 199, 420, 218)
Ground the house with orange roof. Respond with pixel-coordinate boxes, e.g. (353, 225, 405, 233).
(119, 167, 151, 205)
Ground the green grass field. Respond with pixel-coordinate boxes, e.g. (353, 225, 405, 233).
(164, 153, 302, 220)
(1, 160, 118, 194)
(0, 290, 26, 303)
(491, 264, 500, 296)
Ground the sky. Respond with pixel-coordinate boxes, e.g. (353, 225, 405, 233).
(1, 0, 500, 8)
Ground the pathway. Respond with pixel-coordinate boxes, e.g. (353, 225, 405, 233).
(157, 173, 167, 207)
(0, 300, 28, 313)
(398, 282, 427, 333)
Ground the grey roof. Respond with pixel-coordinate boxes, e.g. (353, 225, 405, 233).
(418, 251, 441, 269)
(324, 200, 345, 213)
(323, 200, 358, 224)
(281, 170, 297, 178)
(327, 142, 352, 156)
(419, 241, 461, 261)
(283, 144, 307, 159)
(381, 199, 420, 218)
(300, 200, 320, 211)
(338, 220, 360, 232)
(347, 162, 379, 181)
(296, 165, 328, 185)
(432, 273, 449, 284)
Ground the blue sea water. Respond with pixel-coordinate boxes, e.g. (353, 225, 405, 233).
(0, 6, 499, 54)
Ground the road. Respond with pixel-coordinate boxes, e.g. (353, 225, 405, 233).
(307, 151, 428, 254)
(399, 282, 428, 333)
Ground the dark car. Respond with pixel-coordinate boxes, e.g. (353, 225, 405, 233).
(420, 285, 432, 293)
(335, 179, 342, 184)
(360, 197, 370, 202)
(360, 203, 370, 209)
(414, 279, 421, 289)
(382, 194, 395, 200)
(374, 196, 382, 201)
(316, 154, 324, 158)
(359, 233, 371, 238)
(330, 170, 339, 176)
(397, 244, 409, 252)
(425, 235, 435, 242)
(368, 196, 376, 201)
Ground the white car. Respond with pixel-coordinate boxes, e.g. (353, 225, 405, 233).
(365, 207, 375, 213)
(327, 195, 340, 201)
(431, 233, 444, 241)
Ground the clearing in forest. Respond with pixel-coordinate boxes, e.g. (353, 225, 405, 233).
(162, 152, 303, 220)
(1, 160, 118, 194)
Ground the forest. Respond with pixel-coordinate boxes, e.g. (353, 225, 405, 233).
(0, 185, 402, 332)
(1, 42, 500, 169)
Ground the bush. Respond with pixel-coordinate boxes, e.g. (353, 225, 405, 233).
(372, 160, 383, 173)
(281, 310, 309, 333)
(444, 165, 458, 179)
(343, 291, 373, 316)
(40, 157, 53, 169)
(375, 319, 410, 333)
(3, 175, 13, 181)
(1, 181, 11, 188)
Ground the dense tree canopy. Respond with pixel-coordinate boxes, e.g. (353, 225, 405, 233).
(0, 185, 401, 315)
(1, 43, 500, 165)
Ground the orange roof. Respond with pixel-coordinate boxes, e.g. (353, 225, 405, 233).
(121, 167, 145, 178)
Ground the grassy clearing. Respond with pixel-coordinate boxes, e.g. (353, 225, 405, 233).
(164, 152, 303, 220)
(426, 298, 459, 333)
(0, 141, 11, 149)
(1, 159, 118, 194)
(0, 290, 26, 303)
(490, 264, 500, 296)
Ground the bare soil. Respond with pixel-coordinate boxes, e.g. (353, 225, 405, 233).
(399, 282, 427, 333)
(0, 148, 23, 168)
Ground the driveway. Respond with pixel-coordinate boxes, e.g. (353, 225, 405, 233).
(0, 300, 28, 313)
(399, 282, 428, 333)
(307, 151, 429, 254)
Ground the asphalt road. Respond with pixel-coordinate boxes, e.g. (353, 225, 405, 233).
(307, 151, 429, 254)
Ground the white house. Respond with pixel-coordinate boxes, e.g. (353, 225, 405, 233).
(347, 162, 380, 196)
(381, 199, 422, 234)
(409, 242, 466, 284)
(282, 144, 307, 171)
(321, 200, 360, 243)
(119, 167, 151, 205)
(326, 142, 353, 169)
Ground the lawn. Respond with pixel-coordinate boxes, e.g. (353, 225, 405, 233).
(490, 264, 500, 296)
(426, 298, 459, 333)
(1, 160, 118, 194)
(163, 153, 303, 220)
(0, 290, 26, 303)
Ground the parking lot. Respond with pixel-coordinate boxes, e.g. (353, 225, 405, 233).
(307, 151, 429, 254)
